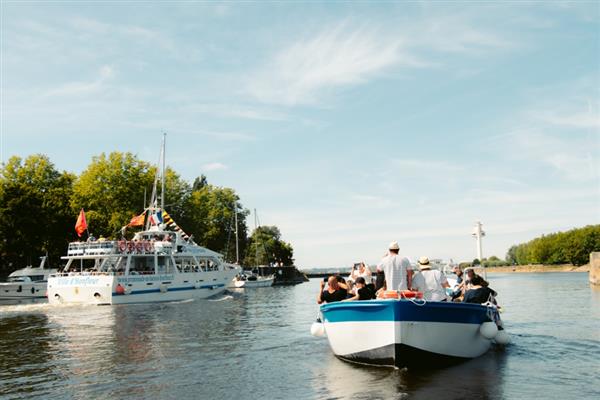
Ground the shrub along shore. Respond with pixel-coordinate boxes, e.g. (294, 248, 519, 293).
(485, 264, 590, 273)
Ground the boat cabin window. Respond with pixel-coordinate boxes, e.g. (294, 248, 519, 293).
(157, 256, 175, 274)
(130, 257, 155, 275)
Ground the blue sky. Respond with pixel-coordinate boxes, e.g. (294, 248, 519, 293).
(1, 1, 599, 267)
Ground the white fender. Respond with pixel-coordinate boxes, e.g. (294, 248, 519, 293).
(495, 330, 510, 345)
(310, 322, 325, 337)
(480, 321, 498, 340)
(195, 282, 202, 290)
(159, 284, 168, 293)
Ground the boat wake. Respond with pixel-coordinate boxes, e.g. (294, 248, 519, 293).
(209, 295, 234, 302)
(167, 298, 195, 304)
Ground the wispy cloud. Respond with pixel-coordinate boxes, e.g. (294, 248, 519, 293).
(507, 129, 598, 182)
(202, 162, 228, 171)
(532, 100, 600, 129)
(247, 22, 423, 106)
(42, 65, 115, 97)
(413, 14, 513, 54)
(184, 103, 288, 121)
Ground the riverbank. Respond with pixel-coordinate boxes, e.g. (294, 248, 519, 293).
(486, 264, 589, 273)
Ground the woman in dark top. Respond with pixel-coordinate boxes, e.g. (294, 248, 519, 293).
(463, 276, 497, 304)
(344, 277, 375, 301)
(317, 275, 348, 304)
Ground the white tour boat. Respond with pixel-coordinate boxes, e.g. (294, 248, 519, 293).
(47, 135, 240, 305)
(0, 257, 57, 300)
(47, 227, 239, 305)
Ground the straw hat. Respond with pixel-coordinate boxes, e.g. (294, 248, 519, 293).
(418, 256, 431, 269)
(388, 241, 400, 250)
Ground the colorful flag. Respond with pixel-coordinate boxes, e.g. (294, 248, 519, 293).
(128, 211, 146, 227)
(149, 210, 163, 225)
(75, 209, 87, 237)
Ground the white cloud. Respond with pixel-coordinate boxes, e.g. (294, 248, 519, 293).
(247, 23, 423, 106)
(414, 15, 513, 54)
(504, 129, 599, 182)
(184, 103, 288, 121)
(202, 162, 228, 171)
(42, 65, 115, 97)
(247, 13, 515, 107)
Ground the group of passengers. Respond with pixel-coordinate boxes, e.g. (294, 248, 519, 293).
(317, 241, 497, 305)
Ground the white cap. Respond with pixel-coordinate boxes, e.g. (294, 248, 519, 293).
(389, 241, 400, 250)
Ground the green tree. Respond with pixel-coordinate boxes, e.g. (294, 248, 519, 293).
(505, 245, 518, 264)
(70, 152, 155, 237)
(182, 182, 249, 260)
(244, 225, 294, 266)
(507, 225, 600, 266)
(0, 155, 74, 270)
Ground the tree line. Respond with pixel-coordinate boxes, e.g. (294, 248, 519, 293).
(0, 153, 294, 273)
(505, 225, 600, 266)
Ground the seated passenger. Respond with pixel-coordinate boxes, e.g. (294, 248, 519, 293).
(344, 277, 375, 301)
(463, 276, 497, 304)
(334, 274, 349, 291)
(411, 256, 450, 301)
(317, 276, 348, 304)
(450, 266, 464, 300)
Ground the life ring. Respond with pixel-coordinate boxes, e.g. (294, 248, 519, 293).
(135, 241, 143, 253)
(127, 241, 134, 252)
(400, 290, 423, 299)
(118, 240, 127, 252)
(144, 241, 153, 252)
(378, 290, 399, 299)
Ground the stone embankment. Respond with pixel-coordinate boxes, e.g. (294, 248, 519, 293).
(589, 252, 600, 285)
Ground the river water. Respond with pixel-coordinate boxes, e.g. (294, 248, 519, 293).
(1, 273, 598, 399)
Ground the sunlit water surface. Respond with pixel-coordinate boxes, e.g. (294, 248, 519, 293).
(1, 273, 599, 399)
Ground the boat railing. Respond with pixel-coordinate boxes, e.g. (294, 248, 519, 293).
(67, 240, 174, 256)
(67, 241, 118, 256)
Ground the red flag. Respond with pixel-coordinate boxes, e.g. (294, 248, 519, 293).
(75, 209, 88, 237)
(128, 211, 146, 227)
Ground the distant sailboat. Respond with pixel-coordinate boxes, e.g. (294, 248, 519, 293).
(233, 209, 274, 288)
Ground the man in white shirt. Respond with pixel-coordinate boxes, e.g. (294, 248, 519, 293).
(412, 256, 450, 301)
(377, 241, 413, 292)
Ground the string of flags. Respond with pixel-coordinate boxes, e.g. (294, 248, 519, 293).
(161, 209, 190, 240)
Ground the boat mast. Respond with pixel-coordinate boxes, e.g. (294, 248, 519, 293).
(234, 204, 239, 264)
(161, 132, 166, 211)
(254, 209, 259, 267)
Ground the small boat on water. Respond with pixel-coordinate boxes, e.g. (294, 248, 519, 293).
(233, 272, 274, 288)
(0, 257, 56, 300)
(230, 209, 274, 289)
(313, 298, 507, 368)
(47, 135, 240, 305)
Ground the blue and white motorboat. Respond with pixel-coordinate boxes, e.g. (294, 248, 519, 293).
(312, 298, 508, 369)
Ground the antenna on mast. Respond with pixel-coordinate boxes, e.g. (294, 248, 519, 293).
(161, 131, 166, 211)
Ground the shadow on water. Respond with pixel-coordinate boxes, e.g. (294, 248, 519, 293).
(314, 346, 508, 400)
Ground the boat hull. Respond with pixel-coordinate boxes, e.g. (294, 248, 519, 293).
(233, 277, 274, 288)
(48, 269, 238, 305)
(0, 282, 47, 299)
(320, 300, 497, 368)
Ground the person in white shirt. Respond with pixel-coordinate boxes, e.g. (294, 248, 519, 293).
(411, 256, 450, 301)
(376, 241, 413, 292)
